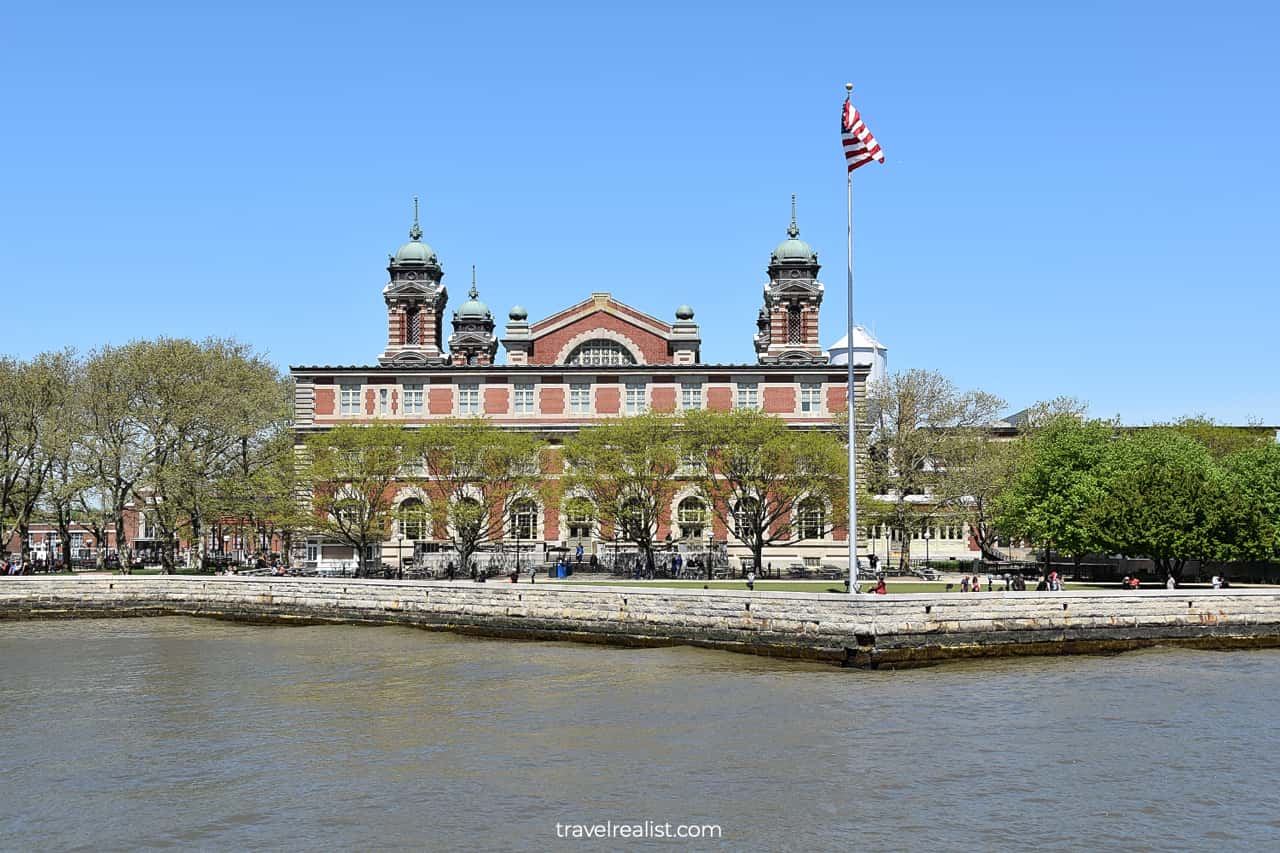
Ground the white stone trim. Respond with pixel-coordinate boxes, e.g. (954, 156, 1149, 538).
(554, 329, 646, 366)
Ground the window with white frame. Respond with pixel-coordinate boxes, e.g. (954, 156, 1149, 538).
(378, 388, 390, 415)
(509, 498, 538, 540)
(680, 382, 703, 411)
(677, 496, 708, 539)
(396, 498, 429, 540)
(800, 382, 822, 414)
(569, 383, 591, 415)
(402, 383, 424, 415)
(339, 383, 360, 415)
(797, 497, 826, 540)
(735, 382, 759, 410)
(733, 497, 760, 540)
(457, 383, 480, 415)
(513, 382, 535, 415)
(624, 382, 647, 414)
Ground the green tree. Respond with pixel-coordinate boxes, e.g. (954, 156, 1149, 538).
(863, 370, 1005, 570)
(418, 418, 547, 578)
(301, 424, 412, 576)
(0, 351, 77, 563)
(1091, 428, 1221, 579)
(946, 397, 1089, 561)
(1211, 443, 1280, 563)
(1163, 416, 1274, 461)
(995, 416, 1113, 571)
(682, 409, 847, 577)
(563, 413, 682, 571)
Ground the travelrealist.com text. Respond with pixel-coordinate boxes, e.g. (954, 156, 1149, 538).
(555, 821, 723, 840)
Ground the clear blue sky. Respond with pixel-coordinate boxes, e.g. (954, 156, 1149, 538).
(2, 1, 1276, 424)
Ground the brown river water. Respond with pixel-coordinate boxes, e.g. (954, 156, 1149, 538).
(1, 618, 1278, 852)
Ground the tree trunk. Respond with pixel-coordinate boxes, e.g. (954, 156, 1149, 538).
(897, 535, 912, 573)
(19, 522, 30, 567)
(115, 510, 129, 574)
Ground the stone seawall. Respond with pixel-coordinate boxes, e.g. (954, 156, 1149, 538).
(3, 577, 1280, 667)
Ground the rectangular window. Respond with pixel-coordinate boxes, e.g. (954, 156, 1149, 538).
(787, 305, 803, 343)
(513, 383, 535, 415)
(405, 308, 421, 345)
(339, 383, 360, 416)
(736, 382, 759, 410)
(569, 383, 591, 415)
(379, 388, 389, 415)
(624, 382, 647, 414)
(457, 383, 480, 415)
(800, 382, 822, 414)
(402, 383, 424, 415)
(680, 382, 703, 411)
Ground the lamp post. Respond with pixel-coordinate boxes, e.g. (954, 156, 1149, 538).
(923, 531, 931, 568)
(392, 532, 405, 580)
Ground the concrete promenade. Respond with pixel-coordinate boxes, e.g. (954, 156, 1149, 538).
(3, 576, 1280, 667)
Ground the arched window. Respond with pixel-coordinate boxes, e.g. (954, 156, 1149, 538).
(733, 497, 760, 541)
(677, 496, 707, 540)
(565, 497, 595, 541)
(797, 497, 826, 540)
(396, 497, 429, 541)
(509, 498, 538, 540)
(566, 339, 637, 366)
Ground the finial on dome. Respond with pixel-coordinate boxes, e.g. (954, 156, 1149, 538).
(409, 196, 422, 241)
(787, 193, 799, 239)
(470, 265, 478, 299)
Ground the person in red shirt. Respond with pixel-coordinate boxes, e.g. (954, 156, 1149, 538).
(874, 579, 887, 595)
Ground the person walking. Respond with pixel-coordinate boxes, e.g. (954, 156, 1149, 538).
(1211, 574, 1222, 589)
(961, 575, 970, 593)
(746, 570, 756, 591)
(1166, 574, 1177, 590)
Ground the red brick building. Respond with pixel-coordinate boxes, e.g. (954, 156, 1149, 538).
(291, 202, 868, 572)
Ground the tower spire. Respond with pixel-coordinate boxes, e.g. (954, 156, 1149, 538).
(470, 265, 478, 299)
(787, 193, 799, 238)
(409, 196, 422, 241)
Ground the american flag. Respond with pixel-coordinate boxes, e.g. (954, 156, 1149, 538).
(842, 97, 884, 173)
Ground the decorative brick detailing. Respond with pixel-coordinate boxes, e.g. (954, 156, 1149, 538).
(364, 389, 376, 415)
(540, 387, 565, 415)
(651, 386, 676, 413)
(595, 386, 620, 415)
(484, 387, 509, 415)
(530, 312, 671, 365)
(763, 386, 795, 414)
(314, 388, 335, 416)
(707, 387, 732, 412)
(428, 388, 453, 415)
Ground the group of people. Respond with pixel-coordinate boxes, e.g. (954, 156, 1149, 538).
(3, 560, 34, 576)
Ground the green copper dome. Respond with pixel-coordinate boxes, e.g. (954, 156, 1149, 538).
(455, 268, 491, 320)
(393, 237, 438, 265)
(392, 197, 439, 266)
(771, 193, 817, 264)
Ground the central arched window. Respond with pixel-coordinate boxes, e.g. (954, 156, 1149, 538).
(396, 497, 429, 541)
(566, 339, 636, 366)
(677, 496, 707, 540)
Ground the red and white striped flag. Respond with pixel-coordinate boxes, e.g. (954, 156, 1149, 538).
(842, 97, 884, 173)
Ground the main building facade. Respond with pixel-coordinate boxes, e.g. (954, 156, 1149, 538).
(291, 203, 871, 572)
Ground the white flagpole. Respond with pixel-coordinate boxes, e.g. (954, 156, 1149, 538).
(845, 81, 859, 594)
